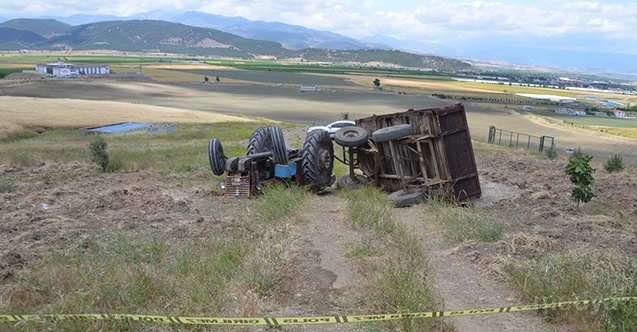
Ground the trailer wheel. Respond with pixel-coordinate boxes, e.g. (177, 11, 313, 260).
(208, 138, 227, 176)
(388, 189, 426, 207)
(336, 174, 369, 189)
(334, 126, 368, 147)
(269, 126, 288, 165)
(247, 126, 272, 155)
(372, 124, 413, 143)
(302, 129, 334, 187)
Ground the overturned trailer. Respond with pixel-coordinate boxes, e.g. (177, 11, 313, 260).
(334, 103, 481, 206)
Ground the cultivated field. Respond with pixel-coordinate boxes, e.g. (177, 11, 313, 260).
(1, 64, 637, 331)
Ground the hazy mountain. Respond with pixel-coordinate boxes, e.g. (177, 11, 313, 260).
(36, 20, 290, 58)
(446, 33, 637, 78)
(0, 18, 471, 71)
(0, 27, 46, 45)
(45, 10, 390, 51)
(0, 18, 71, 37)
(41, 13, 124, 26)
(360, 35, 457, 56)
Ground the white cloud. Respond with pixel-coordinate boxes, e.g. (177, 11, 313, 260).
(1, 0, 636, 53)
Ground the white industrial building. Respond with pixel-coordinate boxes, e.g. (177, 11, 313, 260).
(35, 61, 109, 78)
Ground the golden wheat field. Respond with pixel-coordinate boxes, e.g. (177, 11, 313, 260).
(0, 96, 252, 133)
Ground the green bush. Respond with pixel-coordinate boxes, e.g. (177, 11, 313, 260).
(565, 155, 596, 207)
(89, 135, 109, 172)
(603, 154, 624, 173)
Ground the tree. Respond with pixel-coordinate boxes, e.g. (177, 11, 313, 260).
(204, 76, 209, 82)
(215, 76, 220, 82)
(373, 78, 381, 87)
(565, 155, 596, 208)
(89, 135, 109, 172)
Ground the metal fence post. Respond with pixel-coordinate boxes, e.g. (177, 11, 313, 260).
(488, 126, 495, 144)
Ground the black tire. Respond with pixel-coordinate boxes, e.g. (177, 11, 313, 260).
(372, 124, 413, 143)
(269, 126, 288, 165)
(388, 189, 426, 207)
(336, 174, 369, 189)
(208, 138, 227, 176)
(334, 126, 368, 147)
(302, 129, 334, 187)
(247, 126, 272, 155)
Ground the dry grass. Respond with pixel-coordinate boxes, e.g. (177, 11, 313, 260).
(0, 96, 252, 129)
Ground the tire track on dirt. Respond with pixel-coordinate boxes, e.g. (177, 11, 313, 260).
(256, 189, 364, 332)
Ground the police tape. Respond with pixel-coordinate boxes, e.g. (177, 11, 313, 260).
(1, 296, 636, 326)
(0, 171, 95, 180)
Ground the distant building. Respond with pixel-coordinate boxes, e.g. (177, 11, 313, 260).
(300, 84, 317, 92)
(557, 108, 586, 116)
(36, 61, 109, 78)
(593, 112, 609, 117)
(613, 109, 626, 118)
(147, 124, 175, 135)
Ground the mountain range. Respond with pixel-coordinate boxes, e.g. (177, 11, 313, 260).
(0, 18, 471, 72)
(1, 10, 637, 79)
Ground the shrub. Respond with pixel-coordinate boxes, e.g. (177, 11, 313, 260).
(603, 154, 624, 173)
(89, 135, 109, 172)
(565, 155, 596, 207)
(544, 147, 558, 160)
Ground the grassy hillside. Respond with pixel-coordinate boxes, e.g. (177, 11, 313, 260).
(37, 20, 291, 58)
(0, 18, 71, 36)
(298, 48, 471, 72)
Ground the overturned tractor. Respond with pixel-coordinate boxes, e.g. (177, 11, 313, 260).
(208, 125, 335, 198)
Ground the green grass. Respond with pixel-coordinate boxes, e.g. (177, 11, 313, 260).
(504, 252, 637, 329)
(0, 122, 272, 172)
(341, 186, 449, 332)
(0, 130, 38, 143)
(544, 114, 637, 129)
(427, 194, 503, 242)
(0, 67, 28, 77)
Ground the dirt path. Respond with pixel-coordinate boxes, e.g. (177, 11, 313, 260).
(395, 206, 555, 332)
(258, 188, 365, 332)
(263, 183, 561, 332)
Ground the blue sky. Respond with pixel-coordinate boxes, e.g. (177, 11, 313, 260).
(2, 0, 636, 55)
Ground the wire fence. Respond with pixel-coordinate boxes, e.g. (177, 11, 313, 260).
(488, 126, 555, 153)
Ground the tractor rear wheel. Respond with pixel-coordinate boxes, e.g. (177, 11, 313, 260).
(302, 129, 334, 187)
(270, 126, 288, 165)
(247, 126, 272, 155)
